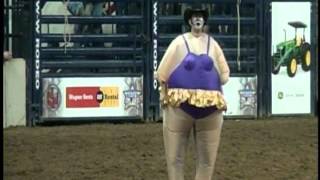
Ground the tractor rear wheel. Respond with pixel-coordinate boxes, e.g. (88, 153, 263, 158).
(287, 56, 297, 77)
(301, 43, 311, 71)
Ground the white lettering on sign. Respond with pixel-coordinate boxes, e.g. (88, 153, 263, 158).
(68, 94, 94, 101)
(83, 94, 93, 100)
(153, 2, 158, 90)
(34, 0, 41, 90)
(69, 94, 83, 101)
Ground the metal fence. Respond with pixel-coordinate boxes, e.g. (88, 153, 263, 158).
(4, 0, 32, 58)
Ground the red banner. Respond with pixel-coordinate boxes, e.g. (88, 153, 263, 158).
(66, 87, 100, 108)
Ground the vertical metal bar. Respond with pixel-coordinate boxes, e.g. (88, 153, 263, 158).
(39, 0, 44, 122)
(12, 0, 17, 56)
(31, 0, 42, 125)
(151, 0, 159, 121)
(265, 0, 272, 117)
(310, 1, 317, 116)
(142, 0, 149, 120)
(133, 25, 137, 73)
(4, 0, 9, 50)
(254, 0, 267, 118)
(8, 0, 12, 52)
(27, 0, 35, 126)
(262, 0, 267, 117)
(25, 0, 32, 127)
(315, 1, 318, 116)
(256, 1, 261, 118)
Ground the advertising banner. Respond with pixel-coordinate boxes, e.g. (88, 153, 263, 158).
(222, 76, 257, 117)
(271, 2, 311, 114)
(42, 77, 143, 118)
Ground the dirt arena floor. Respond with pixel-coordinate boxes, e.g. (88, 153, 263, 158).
(4, 116, 318, 180)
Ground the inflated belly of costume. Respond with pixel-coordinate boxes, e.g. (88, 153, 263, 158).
(167, 52, 226, 119)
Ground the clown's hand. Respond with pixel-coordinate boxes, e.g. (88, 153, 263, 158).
(158, 81, 168, 107)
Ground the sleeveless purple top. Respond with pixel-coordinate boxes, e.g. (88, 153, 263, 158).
(167, 35, 222, 119)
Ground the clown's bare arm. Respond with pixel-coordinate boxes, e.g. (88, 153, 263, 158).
(156, 38, 179, 83)
(213, 40, 230, 85)
(156, 37, 179, 103)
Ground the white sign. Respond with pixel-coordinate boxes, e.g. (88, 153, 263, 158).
(271, 2, 311, 114)
(222, 77, 257, 116)
(42, 77, 143, 118)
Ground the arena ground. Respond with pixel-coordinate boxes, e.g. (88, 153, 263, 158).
(4, 116, 318, 180)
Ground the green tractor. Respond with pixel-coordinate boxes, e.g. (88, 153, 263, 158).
(272, 21, 311, 77)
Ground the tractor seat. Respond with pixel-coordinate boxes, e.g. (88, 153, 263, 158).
(295, 35, 302, 46)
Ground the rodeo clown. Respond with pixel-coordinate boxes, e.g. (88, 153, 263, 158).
(155, 4, 230, 180)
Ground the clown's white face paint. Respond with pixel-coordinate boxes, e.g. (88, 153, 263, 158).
(190, 16, 204, 31)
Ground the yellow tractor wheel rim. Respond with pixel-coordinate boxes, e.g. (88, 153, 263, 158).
(305, 50, 311, 66)
(291, 58, 297, 73)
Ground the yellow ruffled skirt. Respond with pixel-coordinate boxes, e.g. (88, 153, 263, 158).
(160, 87, 227, 109)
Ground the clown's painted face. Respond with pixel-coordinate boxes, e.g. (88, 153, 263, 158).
(189, 13, 205, 30)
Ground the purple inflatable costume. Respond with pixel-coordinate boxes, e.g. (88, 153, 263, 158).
(167, 35, 222, 119)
